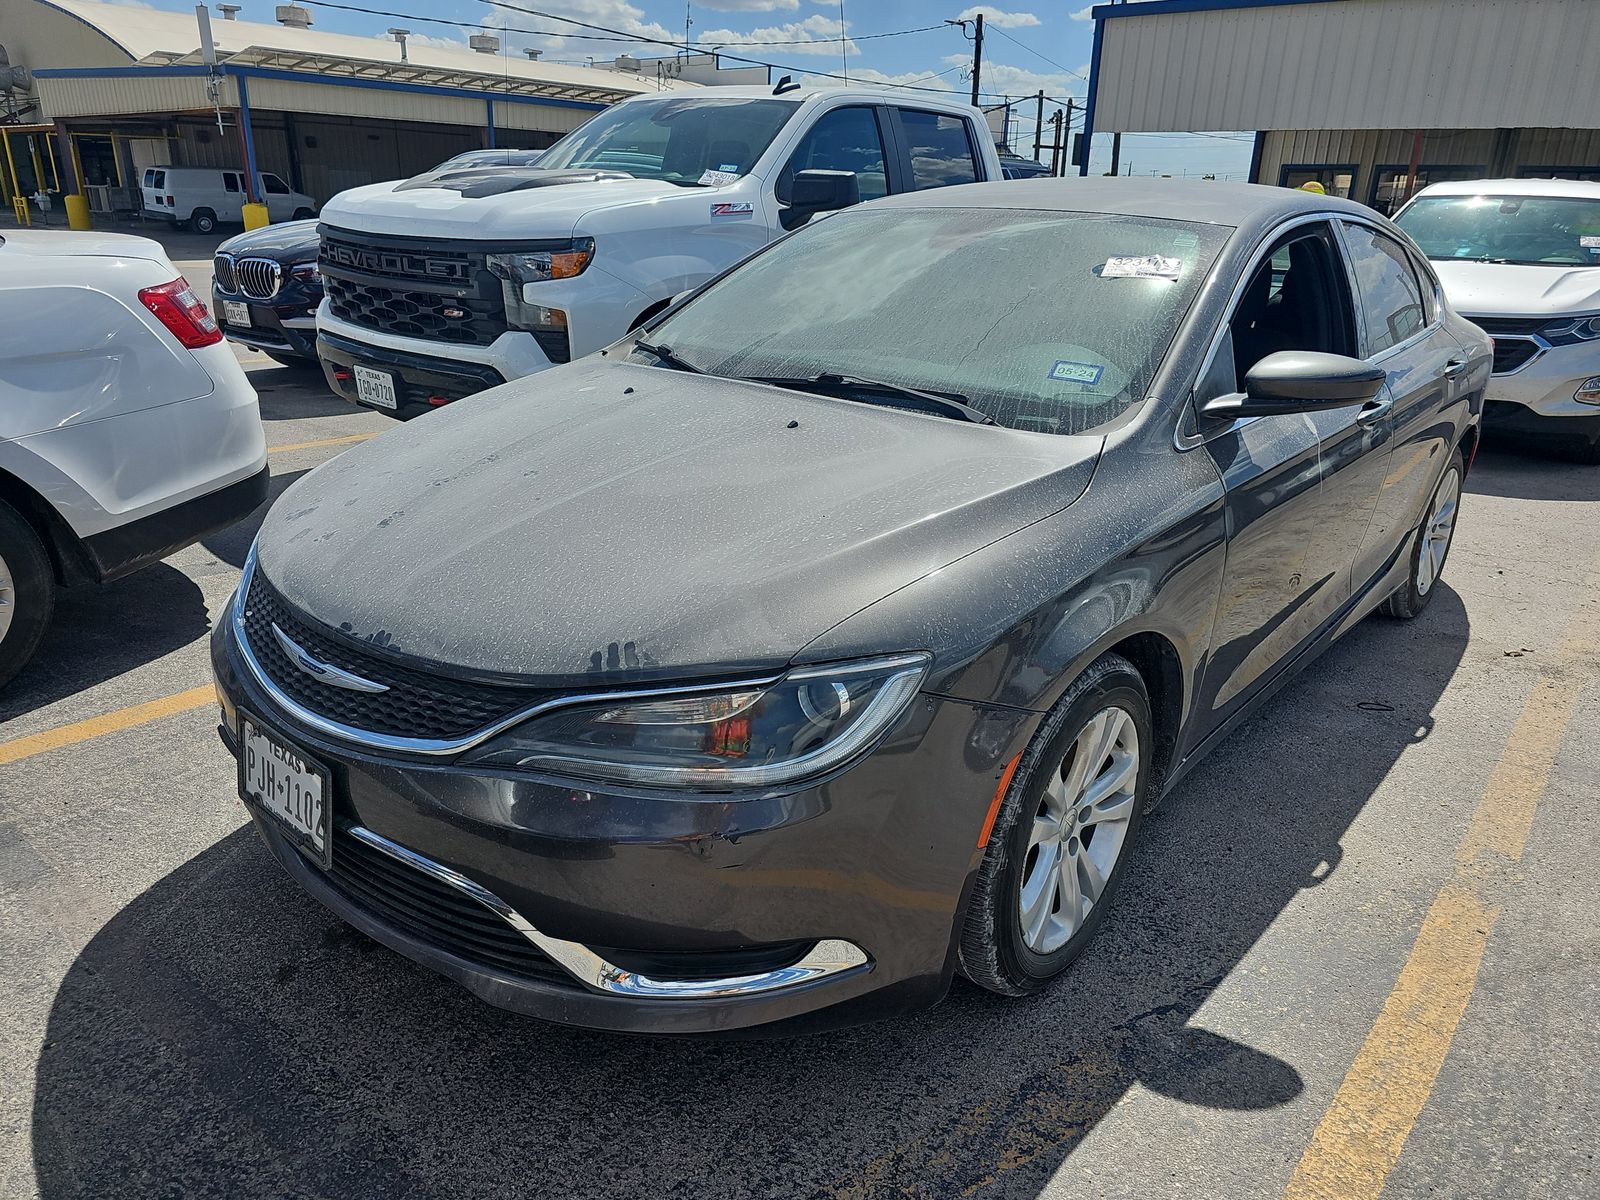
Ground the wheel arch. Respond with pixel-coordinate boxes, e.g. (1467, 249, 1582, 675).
(1103, 630, 1184, 798)
(0, 468, 97, 587)
(1457, 423, 1480, 475)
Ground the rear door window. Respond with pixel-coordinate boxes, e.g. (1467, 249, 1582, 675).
(223, 172, 241, 193)
(148, 169, 164, 189)
(897, 110, 979, 191)
(1342, 226, 1428, 355)
(782, 106, 888, 202)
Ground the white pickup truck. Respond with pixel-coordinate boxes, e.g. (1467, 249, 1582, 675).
(314, 85, 1005, 419)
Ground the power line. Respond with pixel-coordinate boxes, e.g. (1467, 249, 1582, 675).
(985, 24, 1087, 82)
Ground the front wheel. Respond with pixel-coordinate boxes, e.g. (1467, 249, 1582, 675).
(958, 652, 1152, 996)
(0, 500, 56, 690)
(1383, 448, 1465, 619)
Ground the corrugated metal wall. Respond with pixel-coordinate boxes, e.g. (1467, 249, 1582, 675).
(1096, 0, 1600, 133)
(36, 74, 224, 118)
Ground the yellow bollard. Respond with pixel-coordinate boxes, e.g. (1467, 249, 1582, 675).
(64, 192, 91, 230)
(242, 202, 270, 230)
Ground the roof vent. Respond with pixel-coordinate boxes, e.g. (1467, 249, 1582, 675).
(525, 48, 542, 61)
(614, 54, 641, 72)
(275, 4, 312, 29)
(217, 4, 240, 19)
(469, 33, 500, 54)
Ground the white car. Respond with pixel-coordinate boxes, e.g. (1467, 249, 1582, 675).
(140, 166, 318, 234)
(0, 231, 268, 687)
(313, 86, 1004, 419)
(1395, 179, 1600, 464)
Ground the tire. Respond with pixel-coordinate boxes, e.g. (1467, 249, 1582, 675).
(266, 351, 316, 369)
(958, 652, 1153, 996)
(292, 207, 315, 221)
(1573, 433, 1600, 466)
(1383, 448, 1465, 620)
(190, 208, 217, 234)
(0, 499, 57, 690)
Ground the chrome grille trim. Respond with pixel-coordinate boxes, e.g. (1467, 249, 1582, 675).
(213, 253, 238, 293)
(236, 256, 283, 301)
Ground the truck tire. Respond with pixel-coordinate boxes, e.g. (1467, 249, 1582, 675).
(292, 207, 315, 221)
(190, 208, 218, 234)
(0, 499, 56, 690)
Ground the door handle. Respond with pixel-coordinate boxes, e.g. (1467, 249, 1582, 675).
(1444, 358, 1469, 377)
(1355, 396, 1393, 427)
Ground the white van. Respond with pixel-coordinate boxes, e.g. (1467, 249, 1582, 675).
(140, 166, 317, 233)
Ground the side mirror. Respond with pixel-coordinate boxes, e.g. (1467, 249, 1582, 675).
(1200, 351, 1386, 419)
(780, 169, 860, 230)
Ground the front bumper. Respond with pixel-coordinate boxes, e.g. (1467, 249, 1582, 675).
(213, 286, 320, 360)
(210, 608, 1033, 1034)
(1481, 336, 1600, 419)
(317, 331, 507, 421)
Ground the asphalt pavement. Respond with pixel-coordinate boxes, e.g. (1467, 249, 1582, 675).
(0, 229, 1596, 1200)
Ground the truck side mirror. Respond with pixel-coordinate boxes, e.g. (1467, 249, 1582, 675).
(781, 170, 860, 230)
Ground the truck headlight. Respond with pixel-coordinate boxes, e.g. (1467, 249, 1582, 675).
(1537, 315, 1600, 346)
(460, 652, 930, 791)
(488, 240, 594, 332)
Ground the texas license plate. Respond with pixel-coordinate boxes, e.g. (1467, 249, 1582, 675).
(238, 711, 332, 869)
(222, 299, 250, 327)
(353, 363, 397, 409)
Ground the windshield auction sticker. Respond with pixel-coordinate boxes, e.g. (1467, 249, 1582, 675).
(698, 169, 740, 187)
(1101, 255, 1183, 279)
(1049, 360, 1104, 385)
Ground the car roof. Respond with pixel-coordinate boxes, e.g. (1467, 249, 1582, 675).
(1410, 177, 1600, 200)
(866, 177, 1375, 230)
(614, 84, 980, 113)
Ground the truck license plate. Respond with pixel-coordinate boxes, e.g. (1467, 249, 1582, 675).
(353, 364, 397, 409)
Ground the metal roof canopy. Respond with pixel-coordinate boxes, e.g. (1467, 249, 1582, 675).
(1083, 0, 1600, 139)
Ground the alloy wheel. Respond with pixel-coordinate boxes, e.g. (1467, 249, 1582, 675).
(0, 549, 14, 645)
(1018, 705, 1140, 954)
(1416, 466, 1462, 596)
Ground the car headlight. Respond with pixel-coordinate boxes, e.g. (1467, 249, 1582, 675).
(488, 240, 594, 333)
(460, 652, 930, 790)
(1576, 376, 1600, 405)
(1537, 314, 1600, 346)
(291, 262, 321, 283)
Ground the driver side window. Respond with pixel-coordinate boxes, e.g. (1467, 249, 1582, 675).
(782, 106, 888, 203)
(1217, 224, 1356, 396)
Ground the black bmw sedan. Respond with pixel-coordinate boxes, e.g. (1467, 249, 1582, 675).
(211, 219, 322, 366)
(212, 180, 1490, 1034)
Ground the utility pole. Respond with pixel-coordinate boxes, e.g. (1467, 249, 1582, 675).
(970, 12, 983, 106)
(1049, 108, 1064, 175)
(1033, 90, 1045, 162)
(1110, 131, 1121, 178)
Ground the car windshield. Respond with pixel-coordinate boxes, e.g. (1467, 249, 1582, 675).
(1396, 194, 1600, 267)
(537, 96, 799, 186)
(642, 207, 1228, 435)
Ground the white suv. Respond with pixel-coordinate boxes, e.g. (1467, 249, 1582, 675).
(0, 231, 268, 686)
(1395, 179, 1600, 463)
(314, 86, 1003, 419)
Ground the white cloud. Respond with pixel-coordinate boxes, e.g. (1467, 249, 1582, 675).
(797, 65, 959, 92)
(696, 14, 857, 58)
(1070, 6, 1096, 21)
(695, 0, 800, 11)
(944, 54, 1085, 101)
(479, 0, 682, 62)
(956, 6, 1042, 28)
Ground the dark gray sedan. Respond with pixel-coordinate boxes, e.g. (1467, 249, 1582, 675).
(211, 180, 1490, 1034)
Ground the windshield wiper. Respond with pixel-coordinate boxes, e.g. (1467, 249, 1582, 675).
(632, 339, 703, 374)
(749, 373, 997, 425)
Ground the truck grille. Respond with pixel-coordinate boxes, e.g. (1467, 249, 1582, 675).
(329, 828, 577, 989)
(239, 566, 554, 741)
(321, 227, 509, 348)
(235, 257, 283, 301)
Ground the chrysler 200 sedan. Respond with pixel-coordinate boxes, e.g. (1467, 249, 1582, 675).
(212, 180, 1489, 1034)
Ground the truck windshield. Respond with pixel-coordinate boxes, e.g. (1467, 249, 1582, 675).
(1396, 195, 1600, 267)
(538, 96, 800, 186)
(642, 207, 1228, 436)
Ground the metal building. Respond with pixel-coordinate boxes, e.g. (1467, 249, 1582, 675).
(0, 0, 709, 218)
(1081, 0, 1600, 212)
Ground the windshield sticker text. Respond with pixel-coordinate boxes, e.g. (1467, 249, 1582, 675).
(699, 170, 741, 187)
(711, 201, 755, 220)
(1049, 360, 1104, 386)
(1101, 255, 1183, 280)
(1583, 236, 1600, 249)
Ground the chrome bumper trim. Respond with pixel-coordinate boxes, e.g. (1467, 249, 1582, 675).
(347, 826, 871, 1000)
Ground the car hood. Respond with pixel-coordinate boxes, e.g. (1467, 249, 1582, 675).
(256, 361, 1102, 685)
(1432, 259, 1600, 317)
(319, 174, 688, 240)
(217, 219, 319, 259)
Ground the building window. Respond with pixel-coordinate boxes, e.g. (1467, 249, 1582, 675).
(1369, 165, 1485, 216)
(1279, 164, 1356, 199)
(1517, 165, 1600, 183)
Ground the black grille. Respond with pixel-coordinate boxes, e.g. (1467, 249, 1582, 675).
(1471, 316, 1548, 336)
(321, 228, 507, 348)
(324, 277, 506, 346)
(240, 568, 552, 740)
(329, 828, 576, 988)
(1491, 338, 1540, 374)
(213, 254, 237, 293)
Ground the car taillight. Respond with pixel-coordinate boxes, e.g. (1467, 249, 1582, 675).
(137, 276, 223, 349)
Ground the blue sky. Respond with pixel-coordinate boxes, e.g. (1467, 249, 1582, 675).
(136, 0, 1255, 177)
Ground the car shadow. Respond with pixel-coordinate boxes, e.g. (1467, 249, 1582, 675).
(1465, 444, 1600, 502)
(199, 468, 307, 570)
(249, 368, 355, 420)
(0, 563, 209, 719)
(28, 592, 1469, 1199)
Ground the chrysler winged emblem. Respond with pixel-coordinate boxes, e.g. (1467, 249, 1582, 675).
(271, 623, 391, 694)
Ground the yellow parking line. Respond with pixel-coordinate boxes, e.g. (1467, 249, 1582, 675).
(0, 685, 215, 768)
(268, 432, 375, 456)
(1283, 580, 1598, 1200)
